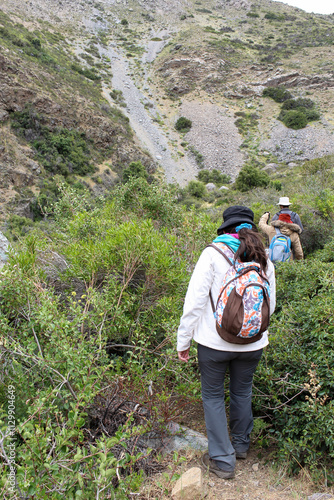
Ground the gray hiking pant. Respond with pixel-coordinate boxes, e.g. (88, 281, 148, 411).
(198, 343, 263, 471)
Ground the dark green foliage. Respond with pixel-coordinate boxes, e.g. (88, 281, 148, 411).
(121, 19, 129, 26)
(264, 12, 286, 21)
(234, 165, 270, 192)
(71, 63, 101, 81)
(114, 177, 184, 229)
(270, 179, 282, 191)
(188, 146, 204, 168)
(304, 109, 320, 121)
(264, 90, 320, 129)
(279, 110, 308, 130)
(281, 98, 315, 111)
(278, 104, 320, 127)
(262, 87, 292, 103)
(122, 161, 148, 183)
(197, 169, 231, 186)
(247, 12, 259, 18)
(204, 26, 218, 33)
(5, 214, 34, 240)
(234, 112, 259, 134)
(187, 180, 206, 198)
(255, 257, 334, 475)
(11, 107, 95, 176)
(175, 116, 192, 133)
(110, 89, 125, 104)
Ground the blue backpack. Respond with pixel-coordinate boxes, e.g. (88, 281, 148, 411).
(269, 228, 291, 264)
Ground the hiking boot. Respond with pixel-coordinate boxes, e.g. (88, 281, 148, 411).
(201, 452, 235, 479)
(235, 450, 248, 459)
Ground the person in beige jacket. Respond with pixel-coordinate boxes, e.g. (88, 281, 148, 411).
(259, 212, 304, 260)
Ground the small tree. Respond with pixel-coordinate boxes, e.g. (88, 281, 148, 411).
(123, 161, 148, 183)
(234, 165, 270, 192)
(281, 110, 308, 130)
(175, 116, 192, 133)
(187, 180, 206, 198)
(262, 86, 292, 103)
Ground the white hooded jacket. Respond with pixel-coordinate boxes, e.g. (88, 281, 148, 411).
(177, 245, 276, 352)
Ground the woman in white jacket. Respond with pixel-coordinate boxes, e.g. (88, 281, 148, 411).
(177, 206, 276, 479)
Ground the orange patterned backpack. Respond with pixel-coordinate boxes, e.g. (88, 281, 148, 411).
(208, 243, 270, 344)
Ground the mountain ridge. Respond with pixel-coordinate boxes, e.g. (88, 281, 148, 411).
(0, 0, 333, 218)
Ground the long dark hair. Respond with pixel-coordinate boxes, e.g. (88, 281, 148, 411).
(225, 226, 268, 272)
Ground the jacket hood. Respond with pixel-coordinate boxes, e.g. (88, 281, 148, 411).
(271, 219, 301, 234)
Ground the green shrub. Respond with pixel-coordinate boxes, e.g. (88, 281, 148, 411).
(121, 19, 129, 26)
(187, 180, 206, 198)
(280, 110, 308, 130)
(270, 179, 282, 191)
(264, 12, 285, 21)
(234, 165, 270, 192)
(5, 215, 34, 240)
(175, 116, 192, 133)
(197, 169, 231, 186)
(304, 109, 320, 121)
(254, 258, 334, 476)
(234, 112, 259, 134)
(281, 98, 315, 111)
(122, 161, 148, 183)
(262, 87, 292, 103)
(71, 63, 101, 81)
(188, 146, 204, 167)
(11, 107, 95, 176)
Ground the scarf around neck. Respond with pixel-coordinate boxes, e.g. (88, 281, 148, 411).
(213, 234, 241, 253)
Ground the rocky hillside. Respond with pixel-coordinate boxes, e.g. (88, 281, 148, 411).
(0, 0, 333, 218)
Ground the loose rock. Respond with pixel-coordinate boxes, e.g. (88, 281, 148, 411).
(171, 467, 203, 500)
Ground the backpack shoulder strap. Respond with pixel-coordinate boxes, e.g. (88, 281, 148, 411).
(206, 243, 234, 313)
(206, 243, 234, 265)
(275, 227, 281, 236)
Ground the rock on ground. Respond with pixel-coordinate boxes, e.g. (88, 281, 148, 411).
(171, 467, 204, 500)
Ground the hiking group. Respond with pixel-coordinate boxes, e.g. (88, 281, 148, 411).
(177, 200, 303, 479)
(260, 197, 303, 263)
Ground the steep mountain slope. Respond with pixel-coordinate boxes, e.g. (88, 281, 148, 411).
(0, 0, 333, 218)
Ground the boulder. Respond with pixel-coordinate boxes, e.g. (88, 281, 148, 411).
(263, 163, 278, 172)
(171, 467, 203, 500)
(205, 183, 216, 192)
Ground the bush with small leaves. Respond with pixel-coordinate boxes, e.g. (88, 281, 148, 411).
(281, 98, 315, 111)
(280, 110, 308, 130)
(197, 169, 231, 186)
(175, 116, 192, 133)
(187, 180, 206, 198)
(262, 86, 292, 103)
(122, 161, 148, 183)
(234, 165, 270, 192)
